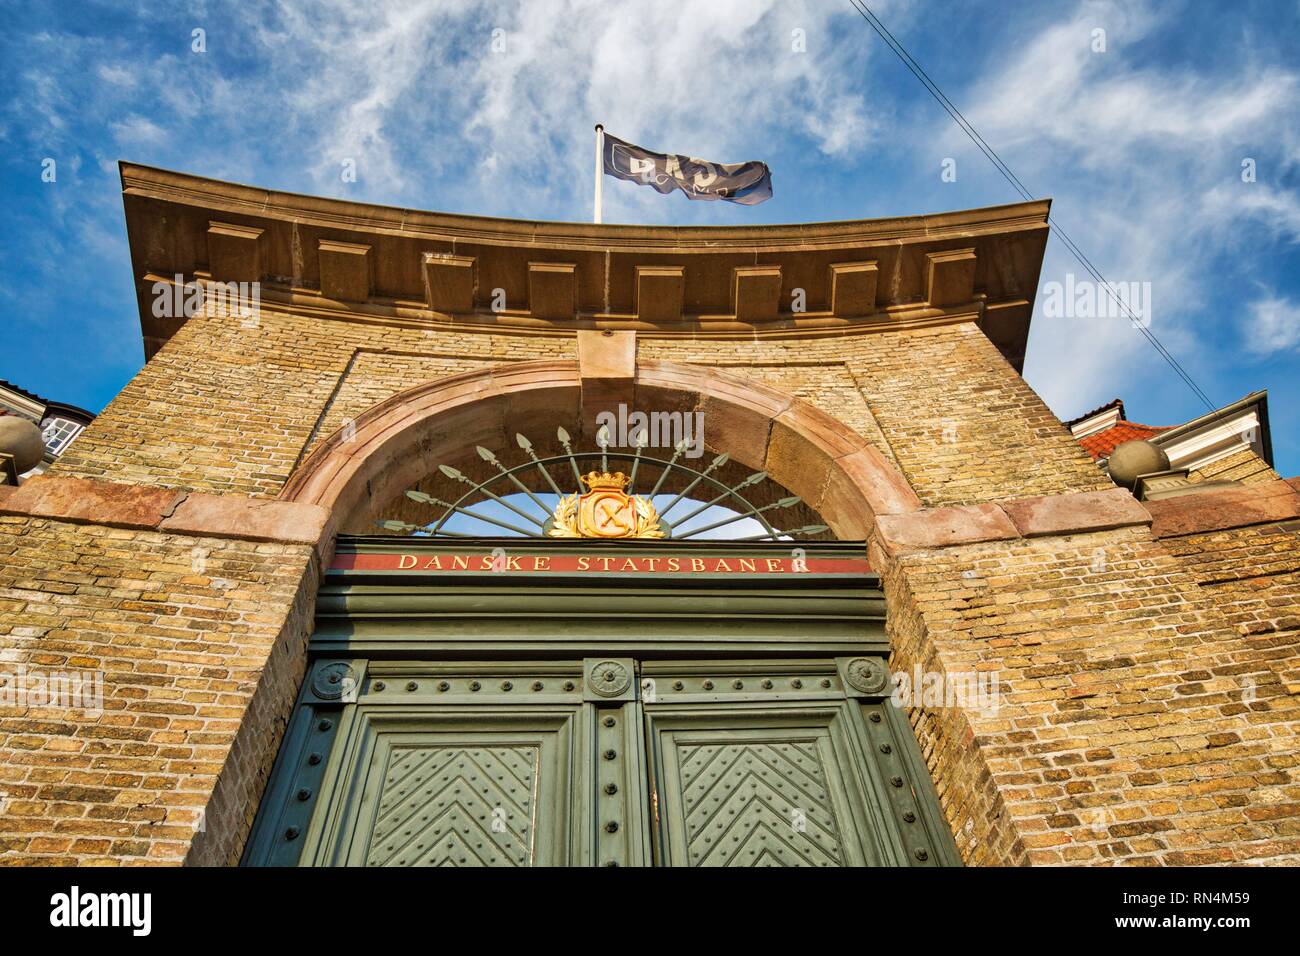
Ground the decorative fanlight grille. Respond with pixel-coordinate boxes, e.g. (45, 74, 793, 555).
(377, 426, 830, 541)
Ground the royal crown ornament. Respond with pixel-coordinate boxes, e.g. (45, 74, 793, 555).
(581, 471, 631, 492)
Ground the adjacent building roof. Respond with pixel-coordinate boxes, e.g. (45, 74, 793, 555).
(1067, 391, 1272, 473)
(0, 378, 95, 425)
(1078, 421, 1170, 460)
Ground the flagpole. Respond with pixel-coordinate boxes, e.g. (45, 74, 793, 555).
(593, 124, 604, 224)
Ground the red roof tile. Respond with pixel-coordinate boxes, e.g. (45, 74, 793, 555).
(1079, 421, 1171, 460)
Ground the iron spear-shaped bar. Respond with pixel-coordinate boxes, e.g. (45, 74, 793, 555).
(663, 470, 766, 531)
(596, 423, 610, 473)
(658, 452, 730, 519)
(735, 523, 830, 541)
(557, 426, 584, 487)
(646, 439, 690, 499)
(477, 445, 552, 519)
(626, 427, 648, 494)
(433, 468, 549, 531)
(674, 495, 802, 540)
(517, 433, 565, 497)
(405, 489, 541, 537)
(378, 519, 478, 538)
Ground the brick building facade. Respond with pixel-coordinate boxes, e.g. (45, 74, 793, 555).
(0, 163, 1296, 866)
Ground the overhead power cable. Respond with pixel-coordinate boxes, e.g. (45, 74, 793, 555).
(846, 0, 1216, 412)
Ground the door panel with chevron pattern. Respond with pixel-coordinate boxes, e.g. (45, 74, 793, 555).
(306, 709, 582, 867)
(645, 704, 887, 867)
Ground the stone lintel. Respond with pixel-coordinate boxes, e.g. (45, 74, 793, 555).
(207, 221, 264, 283)
(733, 265, 782, 321)
(318, 239, 372, 302)
(423, 253, 475, 314)
(876, 502, 1020, 555)
(0, 475, 185, 530)
(160, 492, 330, 545)
(636, 265, 685, 322)
(0, 475, 328, 546)
(1145, 478, 1300, 538)
(925, 247, 977, 307)
(529, 262, 577, 320)
(1000, 487, 1152, 538)
(577, 330, 636, 431)
(828, 261, 878, 318)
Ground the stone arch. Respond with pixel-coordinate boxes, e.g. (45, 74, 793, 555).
(280, 358, 921, 540)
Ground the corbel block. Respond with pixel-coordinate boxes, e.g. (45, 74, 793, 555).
(207, 221, 263, 283)
(733, 265, 782, 322)
(424, 253, 476, 314)
(925, 248, 977, 308)
(318, 239, 372, 301)
(635, 265, 685, 322)
(529, 262, 577, 320)
(828, 261, 878, 318)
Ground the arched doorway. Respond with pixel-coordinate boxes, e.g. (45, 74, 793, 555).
(244, 361, 957, 866)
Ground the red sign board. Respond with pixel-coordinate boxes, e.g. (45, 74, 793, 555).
(331, 552, 871, 576)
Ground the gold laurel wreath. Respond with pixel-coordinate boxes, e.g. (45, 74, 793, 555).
(632, 496, 666, 538)
(548, 493, 582, 537)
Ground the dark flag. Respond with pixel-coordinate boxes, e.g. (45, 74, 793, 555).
(601, 132, 772, 205)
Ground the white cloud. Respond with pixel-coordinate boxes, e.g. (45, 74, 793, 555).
(466, 0, 877, 175)
(4, 0, 889, 217)
(1203, 182, 1300, 246)
(211, 0, 884, 215)
(1242, 295, 1300, 355)
(265, 0, 473, 191)
(966, 2, 1295, 167)
(945, 0, 1300, 416)
(96, 64, 136, 87)
(109, 114, 168, 146)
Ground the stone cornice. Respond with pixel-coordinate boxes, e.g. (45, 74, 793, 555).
(121, 162, 1049, 368)
(121, 162, 1051, 248)
(1150, 392, 1272, 472)
(1145, 478, 1300, 537)
(142, 271, 999, 340)
(875, 487, 1154, 556)
(874, 479, 1300, 555)
(0, 475, 328, 548)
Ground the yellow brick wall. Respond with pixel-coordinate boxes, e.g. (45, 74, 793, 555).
(1189, 447, 1280, 486)
(22, 303, 1295, 868)
(52, 307, 575, 499)
(0, 514, 316, 864)
(642, 324, 1110, 508)
(879, 520, 1300, 866)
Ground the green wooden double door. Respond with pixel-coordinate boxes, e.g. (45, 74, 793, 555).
(246, 656, 958, 867)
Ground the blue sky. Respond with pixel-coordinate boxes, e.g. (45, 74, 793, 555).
(2, 0, 1298, 474)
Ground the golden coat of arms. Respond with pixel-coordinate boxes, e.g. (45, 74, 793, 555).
(548, 471, 665, 539)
